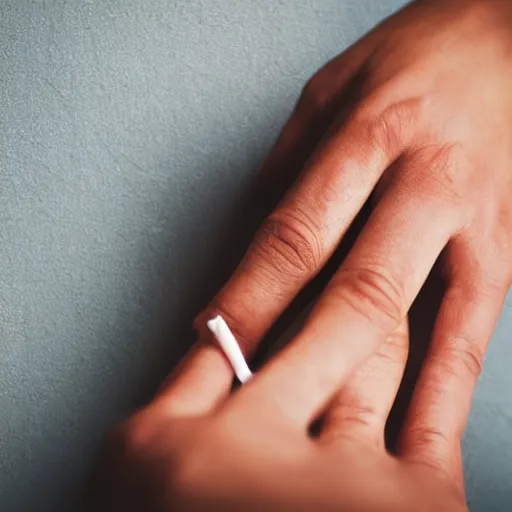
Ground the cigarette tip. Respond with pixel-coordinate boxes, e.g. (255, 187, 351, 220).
(206, 315, 222, 332)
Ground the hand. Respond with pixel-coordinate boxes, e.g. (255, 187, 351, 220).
(94, 321, 468, 511)
(185, 0, 512, 450)
(93, 1, 512, 509)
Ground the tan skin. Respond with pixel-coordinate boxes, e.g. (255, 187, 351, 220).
(94, 0, 512, 510)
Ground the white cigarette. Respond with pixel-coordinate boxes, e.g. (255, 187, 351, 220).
(207, 315, 253, 384)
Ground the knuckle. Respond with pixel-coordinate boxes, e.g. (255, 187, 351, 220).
(255, 208, 323, 279)
(406, 144, 470, 209)
(352, 97, 421, 157)
(332, 267, 405, 331)
(406, 426, 451, 454)
(366, 109, 401, 155)
(327, 403, 378, 431)
(322, 405, 381, 448)
(432, 143, 464, 178)
(300, 76, 330, 110)
(403, 427, 455, 479)
(436, 335, 484, 380)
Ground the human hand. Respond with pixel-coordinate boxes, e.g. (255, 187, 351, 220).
(94, 320, 468, 511)
(188, 0, 512, 449)
(93, 1, 512, 509)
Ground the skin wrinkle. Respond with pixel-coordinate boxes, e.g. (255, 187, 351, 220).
(256, 217, 319, 278)
(432, 338, 484, 381)
(269, 204, 325, 268)
(329, 267, 406, 331)
(400, 146, 467, 207)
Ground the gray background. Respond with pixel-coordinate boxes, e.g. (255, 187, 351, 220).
(1, 1, 511, 511)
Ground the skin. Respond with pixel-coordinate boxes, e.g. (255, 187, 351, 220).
(94, 0, 512, 510)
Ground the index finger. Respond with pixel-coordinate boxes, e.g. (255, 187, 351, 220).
(159, 63, 416, 418)
(189, 101, 413, 405)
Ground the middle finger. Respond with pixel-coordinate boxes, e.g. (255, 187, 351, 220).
(236, 148, 466, 427)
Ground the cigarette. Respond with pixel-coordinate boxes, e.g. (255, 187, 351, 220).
(207, 315, 253, 384)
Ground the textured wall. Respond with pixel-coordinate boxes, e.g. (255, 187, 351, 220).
(0, 1, 510, 510)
